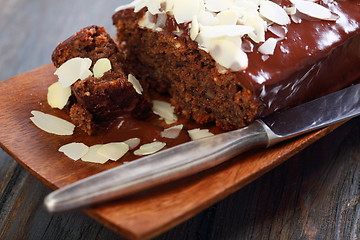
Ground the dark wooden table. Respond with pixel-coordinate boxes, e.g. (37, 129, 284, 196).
(0, 1, 359, 239)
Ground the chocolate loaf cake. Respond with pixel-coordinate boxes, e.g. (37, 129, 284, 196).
(113, 0, 360, 130)
(52, 26, 152, 135)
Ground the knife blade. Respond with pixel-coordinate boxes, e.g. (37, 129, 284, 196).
(44, 84, 360, 213)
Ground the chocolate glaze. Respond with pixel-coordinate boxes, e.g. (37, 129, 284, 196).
(114, 0, 360, 117)
(239, 0, 360, 116)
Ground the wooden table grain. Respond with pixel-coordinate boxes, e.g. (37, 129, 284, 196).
(0, 1, 359, 240)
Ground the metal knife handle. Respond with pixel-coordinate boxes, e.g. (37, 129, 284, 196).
(45, 121, 270, 213)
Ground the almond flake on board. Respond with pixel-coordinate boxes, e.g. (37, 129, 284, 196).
(97, 142, 130, 161)
(123, 138, 141, 150)
(161, 124, 184, 139)
(54, 57, 92, 88)
(93, 58, 112, 78)
(134, 141, 166, 156)
(59, 143, 89, 160)
(47, 82, 71, 110)
(81, 145, 109, 164)
(30, 111, 75, 136)
(188, 128, 214, 140)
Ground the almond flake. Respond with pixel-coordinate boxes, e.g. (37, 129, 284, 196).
(134, 141, 166, 156)
(30, 111, 75, 136)
(134, 0, 147, 12)
(97, 142, 129, 161)
(93, 58, 112, 78)
(59, 143, 89, 160)
(200, 25, 254, 38)
(205, 0, 234, 12)
(139, 11, 156, 29)
(242, 39, 254, 52)
(54, 57, 92, 88)
(268, 25, 287, 39)
(81, 145, 109, 164)
(197, 10, 219, 26)
(261, 55, 270, 61)
(209, 38, 248, 71)
(259, 1, 290, 25)
(291, 14, 302, 23)
(152, 100, 178, 124)
(164, 0, 175, 12)
(244, 15, 267, 43)
(173, 0, 203, 24)
(145, 0, 163, 15)
(161, 124, 183, 139)
(47, 82, 71, 110)
(215, 10, 238, 25)
(285, 6, 297, 15)
(258, 37, 278, 55)
(190, 15, 200, 40)
(124, 138, 141, 150)
(290, 0, 332, 20)
(128, 74, 143, 94)
(188, 128, 214, 140)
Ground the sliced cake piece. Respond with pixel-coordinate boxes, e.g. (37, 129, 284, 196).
(52, 25, 152, 135)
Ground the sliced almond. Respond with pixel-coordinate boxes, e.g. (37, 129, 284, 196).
(205, 0, 234, 12)
(209, 38, 248, 71)
(190, 15, 200, 40)
(173, 0, 203, 24)
(152, 100, 178, 124)
(54, 57, 92, 88)
(258, 38, 278, 55)
(146, 0, 163, 15)
(260, 1, 290, 25)
(290, 0, 332, 20)
(128, 74, 143, 94)
(268, 25, 287, 39)
(93, 58, 112, 78)
(200, 25, 254, 38)
(188, 128, 214, 140)
(164, 0, 175, 12)
(59, 143, 89, 160)
(47, 82, 71, 110)
(30, 111, 75, 136)
(197, 10, 219, 26)
(81, 145, 109, 164)
(97, 142, 129, 161)
(215, 10, 238, 25)
(161, 124, 183, 139)
(244, 15, 267, 43)
(134, 141, 166, 156)
(124, 138, 141, 150)
(139, 11, 156, 29)
(285, 6, 297, 15)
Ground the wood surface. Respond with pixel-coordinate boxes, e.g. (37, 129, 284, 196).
(0, 1, 359, 240)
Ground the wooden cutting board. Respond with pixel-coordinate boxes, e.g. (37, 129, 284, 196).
(0, 64, 341, 240)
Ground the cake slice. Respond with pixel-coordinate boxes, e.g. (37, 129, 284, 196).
(52, 25, 152, 135)
(113, 0, 360, 130)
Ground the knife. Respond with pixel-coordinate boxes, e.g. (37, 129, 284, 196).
(44, 83, 360, 213)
